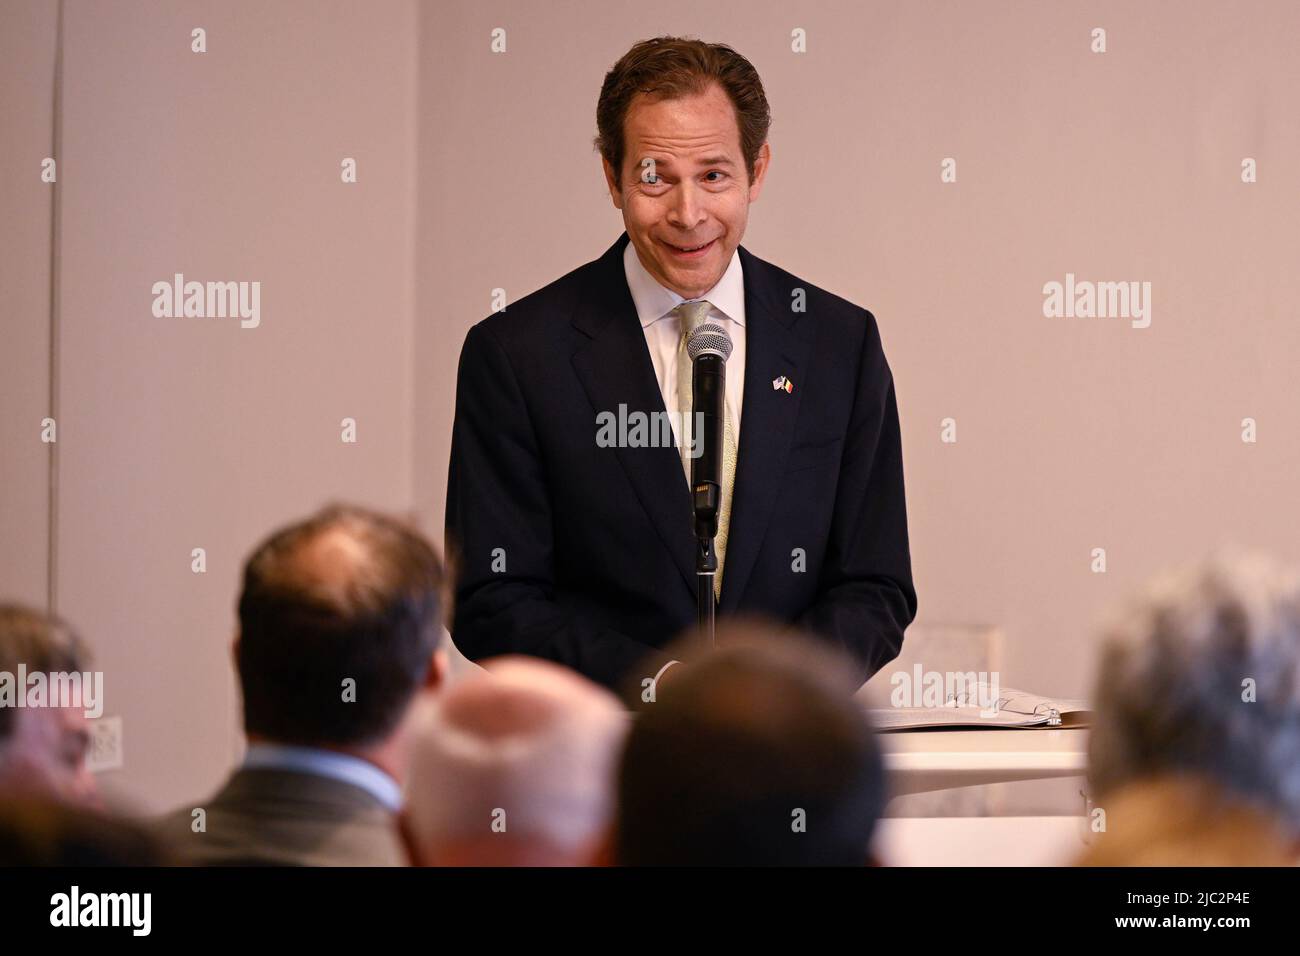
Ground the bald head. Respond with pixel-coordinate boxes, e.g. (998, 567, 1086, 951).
(236, 503, 445, 748)
(403, 657, 627, 866)
(281, 526, 376, 594)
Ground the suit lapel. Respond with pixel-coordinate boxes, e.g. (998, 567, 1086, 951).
(718, 245, 813, 611)
(570, 233, 697, 597)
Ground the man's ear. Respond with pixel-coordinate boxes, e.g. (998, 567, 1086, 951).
(602, 157, 624, 210)
(747, 141, 771, 203)
(424, 647, 449, 691)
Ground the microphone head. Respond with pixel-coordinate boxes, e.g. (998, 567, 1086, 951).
(686, 322, 733, 362)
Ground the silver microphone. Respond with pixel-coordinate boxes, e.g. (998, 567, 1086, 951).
(686, 323, 733, 363)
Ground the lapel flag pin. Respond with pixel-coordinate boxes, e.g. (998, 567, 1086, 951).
(772, 375, 794, 393)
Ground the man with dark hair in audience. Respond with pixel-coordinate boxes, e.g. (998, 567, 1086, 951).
(158, 503, 448, 866)
(603, 624, 888, 865)
(0, 605, 98, 807)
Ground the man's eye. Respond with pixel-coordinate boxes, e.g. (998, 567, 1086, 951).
(705, 171, 726, 182)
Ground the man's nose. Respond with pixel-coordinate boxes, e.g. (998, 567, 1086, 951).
(667, 181, 706, 230)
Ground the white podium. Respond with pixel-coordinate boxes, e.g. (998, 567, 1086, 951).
(876, 727, 1090, 865)
(880, 727, 1088, 796)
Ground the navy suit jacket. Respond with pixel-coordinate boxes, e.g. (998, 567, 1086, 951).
(445, 232, 916, 696)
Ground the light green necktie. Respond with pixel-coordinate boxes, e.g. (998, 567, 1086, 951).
(672, 300, 738, 601)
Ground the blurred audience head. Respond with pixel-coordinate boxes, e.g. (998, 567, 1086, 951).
(1088, 552, 1300, 848)
(402, 656, 627, 866)
(235, 503, 448, 770)
(0, 798, 167, 865)
(0, 605, 98, 806)
(612, 624, 887, 865)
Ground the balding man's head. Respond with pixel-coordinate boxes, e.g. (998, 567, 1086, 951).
(236, 503, 446, 748)
(403, 657, 628, 866)
(615, 627, 887, 866)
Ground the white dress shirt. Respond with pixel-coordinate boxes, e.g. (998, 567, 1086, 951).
(624, 240, 747, 678)
(622, 239, 747, 448)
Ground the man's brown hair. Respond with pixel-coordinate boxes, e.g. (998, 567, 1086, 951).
(595, 36, 771, 187)
(236, 503, 445, 747)
(614, 624, 886, 866)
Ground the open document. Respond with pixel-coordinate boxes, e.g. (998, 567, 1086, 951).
(868, 684, 1090, 731)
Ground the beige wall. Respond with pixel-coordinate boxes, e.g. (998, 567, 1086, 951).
(4, 0, 419, 812)
(0, 0, 57, 610)
(3, 0, 1299, 811)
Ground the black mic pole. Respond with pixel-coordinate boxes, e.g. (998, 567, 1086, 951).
(686, 323, 733, 648)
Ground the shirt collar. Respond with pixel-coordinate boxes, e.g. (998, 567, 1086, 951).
(243, 742, 403, 812)
(622, 236, 746, 329)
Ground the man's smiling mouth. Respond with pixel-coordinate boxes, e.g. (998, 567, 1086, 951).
(662, 238, 716, 257)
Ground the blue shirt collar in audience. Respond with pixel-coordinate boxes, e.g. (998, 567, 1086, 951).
(242, 743, 402, 812)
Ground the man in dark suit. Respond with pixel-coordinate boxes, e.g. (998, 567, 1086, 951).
(158, 504, 448, 866)
(446, 37, 915, 698)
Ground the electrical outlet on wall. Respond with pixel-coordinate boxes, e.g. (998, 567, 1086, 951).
(87, 715, 123, 773)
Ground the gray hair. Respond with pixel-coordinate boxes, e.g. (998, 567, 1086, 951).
(403, 656, 628, 858)
(1088, 552, 1300, 832)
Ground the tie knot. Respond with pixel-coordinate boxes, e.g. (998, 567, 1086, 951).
(674, 300, 714, 343)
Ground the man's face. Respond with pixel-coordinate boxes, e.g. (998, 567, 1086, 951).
(604, 82, 770, 300)
(0, 706, 97, 806)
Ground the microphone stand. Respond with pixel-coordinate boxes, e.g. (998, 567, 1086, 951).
(687, 323, 731, 650)
(693, 483, 719, 647)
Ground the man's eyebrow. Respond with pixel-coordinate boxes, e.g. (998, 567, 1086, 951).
(635, 154, 737, 170)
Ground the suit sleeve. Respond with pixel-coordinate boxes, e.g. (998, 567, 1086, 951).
(796, 310, 917, 684)
(445, 322, 675, 693)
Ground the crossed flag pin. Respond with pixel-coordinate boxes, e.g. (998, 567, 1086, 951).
(771, 375, 794, 394)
